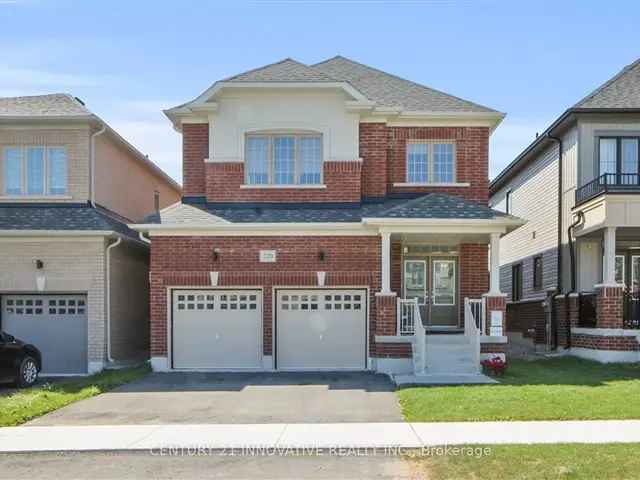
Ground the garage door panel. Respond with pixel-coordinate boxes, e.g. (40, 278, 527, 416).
(172, 290, 262, 370)
(1, 295, 88, 375)
(277, 290, 366, 370)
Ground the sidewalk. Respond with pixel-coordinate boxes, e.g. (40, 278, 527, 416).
(1, 420, 640, 453)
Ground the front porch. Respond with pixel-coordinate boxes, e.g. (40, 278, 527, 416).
(371, 227, 510, 381)
(561, 223, 640, 362)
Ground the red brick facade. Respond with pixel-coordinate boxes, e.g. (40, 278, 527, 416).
(181, 123, 490, 203)
(571, 333, 640, 351)
(386, 127, 490, 203)
(596, 286, 624, 329)
(150, 235, 387, 358)
(182, 123, 208, 197)
(204, 161, 362, 203)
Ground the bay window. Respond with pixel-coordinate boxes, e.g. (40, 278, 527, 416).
(406, 141, 455, 184)
(245, 133, 322, 186)
(3, 146, 68, 196)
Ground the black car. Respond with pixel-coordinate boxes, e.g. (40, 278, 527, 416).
(0, 331, 41, 387)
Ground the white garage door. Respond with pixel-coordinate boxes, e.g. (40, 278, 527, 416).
(172, 290, 262, 370)
(2, 295, 88, 375)
(276, 289, 367, 370)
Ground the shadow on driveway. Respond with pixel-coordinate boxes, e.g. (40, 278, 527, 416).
(27, 371, 403, 426)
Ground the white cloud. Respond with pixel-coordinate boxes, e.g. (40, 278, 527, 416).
(490, 117, 552, 179)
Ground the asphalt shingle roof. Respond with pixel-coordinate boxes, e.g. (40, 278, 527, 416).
(311, 56, 498, 113)
(575, 58, 640, 109)
(224, 58, 337, 83)
(146, 194, 512, 225)
(172, 56, 499, 115)
(0, 203, 139, 239)
(0, 94, 92, 117)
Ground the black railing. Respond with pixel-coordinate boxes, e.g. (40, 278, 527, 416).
(623, 289, 640, 329)
(575, 173, 640, 206)
(578, 292, 598, 328)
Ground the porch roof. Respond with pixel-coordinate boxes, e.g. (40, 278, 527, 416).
(139, 193, 522, 227)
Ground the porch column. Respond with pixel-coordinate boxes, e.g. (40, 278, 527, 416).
(602, 226, 617, 285)
(381, 231, 392, 294)
(489, 232, 502, 295)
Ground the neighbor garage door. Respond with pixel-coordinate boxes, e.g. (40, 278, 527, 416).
(276, 289, 367, 370)
(172, 289, 262, 369)
(1, 294, 88, 375)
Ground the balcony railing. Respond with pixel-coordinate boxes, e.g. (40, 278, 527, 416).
(623, 289, 640, 330)
(575, 173, 640, 206)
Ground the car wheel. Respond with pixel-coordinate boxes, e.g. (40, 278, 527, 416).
(17, 356, 39, 388)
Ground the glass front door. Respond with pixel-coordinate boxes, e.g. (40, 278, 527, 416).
(403, 257, 458, 328)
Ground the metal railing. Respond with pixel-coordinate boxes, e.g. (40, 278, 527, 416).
(397, 298, 417, 335)
(467, 297, 486, 335)
(575, 173, 640, 206)
(578, 292, 598, 328)
(623, 289, 640, 329)
(413, 300, 427, 375)
(464, 298, 481, 373)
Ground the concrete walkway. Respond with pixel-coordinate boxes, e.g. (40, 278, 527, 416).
(2, 420, 640, 453)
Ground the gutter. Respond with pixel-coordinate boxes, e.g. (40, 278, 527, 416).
(90, 124, 107, 208)
(547, 133, 563, 350)
(105, 236, 122, 363)
(565, 212, 585, 349)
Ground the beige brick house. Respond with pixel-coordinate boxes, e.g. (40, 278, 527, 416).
(0, 94, 181, 374)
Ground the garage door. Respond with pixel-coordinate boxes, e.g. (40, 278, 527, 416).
(172, 290, 262, 369)
(276, 289, 367, 370)
(1, 295, 88, 375)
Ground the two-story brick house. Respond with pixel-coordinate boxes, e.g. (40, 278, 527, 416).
(0, 94, 181, 375)
(133, 57, 522, 379)
(490, 58, 640, 362)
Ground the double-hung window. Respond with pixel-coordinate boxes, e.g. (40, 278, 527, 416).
(245, 133, 322, 186)
(3, 146, 68, 196)
(406, 141, 455, 184)
(598, 136, 640, 184)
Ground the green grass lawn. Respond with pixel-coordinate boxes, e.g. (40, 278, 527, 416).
(0, 364, 150, 427)
(398, 357, 640, 422)
(407, 443, 640, 480)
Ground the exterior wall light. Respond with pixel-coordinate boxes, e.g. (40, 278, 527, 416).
(318, 250, 326, 262)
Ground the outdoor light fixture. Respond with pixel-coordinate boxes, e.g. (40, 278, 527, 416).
(318, 250, 326, 262)
(35, 260, 44, 270)
(212, 248, 220, 261)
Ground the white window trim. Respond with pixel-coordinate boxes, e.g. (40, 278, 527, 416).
(2, 145, 68, 197)
(244, 133, 323, 187)
(405, 140, 457, 185)
(632, 255, 640, 290)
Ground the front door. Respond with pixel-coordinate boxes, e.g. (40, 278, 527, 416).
(430, 258, 458, 327)
(403, 256, 458, 328)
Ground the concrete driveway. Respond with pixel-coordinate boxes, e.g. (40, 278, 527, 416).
(28, 371, 403, 425)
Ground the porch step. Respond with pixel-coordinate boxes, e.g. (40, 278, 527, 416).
(426, 334, 470, 345)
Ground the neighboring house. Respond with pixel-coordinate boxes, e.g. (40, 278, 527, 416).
(132, 57, 522, 377)
(490, 58, 640, 363)
(0, 94, 182, 375)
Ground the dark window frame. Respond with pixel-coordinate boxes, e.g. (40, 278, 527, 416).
(533, 255, 543, 291)
(597, 136, 640, 177)
(512, 263, 523, 301)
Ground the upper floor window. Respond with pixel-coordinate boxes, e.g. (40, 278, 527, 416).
(599, 137, 639, 181)
(406, 141, 455, 184)
(245, 134, 322, 186)
(3, 146, 68, 196)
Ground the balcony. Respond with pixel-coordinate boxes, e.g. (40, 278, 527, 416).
(576, 173, 640, 206)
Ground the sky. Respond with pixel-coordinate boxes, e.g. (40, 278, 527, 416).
(1, 0, 639, 184)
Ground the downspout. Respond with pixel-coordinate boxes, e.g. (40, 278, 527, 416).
(548, 134, 563, 349)
(90, 124, 107, 208)
(565, 212, 584, 349)
(105, 236, 122, 363)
